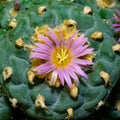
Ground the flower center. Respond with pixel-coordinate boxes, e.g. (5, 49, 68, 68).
(51, 47, 72, 68)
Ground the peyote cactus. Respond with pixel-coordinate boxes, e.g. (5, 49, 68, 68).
(85, 77, 120, 120)
(0, 0, 120, 120)
(0, 84, 11, 120)
(0, 23, 11, 120)
(102, 77, 120, 120)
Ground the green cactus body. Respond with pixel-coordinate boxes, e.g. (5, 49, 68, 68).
(0, 0, 120, 120)
(0, 19, 11, 120)
(86, 77, 120, 120)
(0, 86, 11, 120)
(101, 77, 120, 120)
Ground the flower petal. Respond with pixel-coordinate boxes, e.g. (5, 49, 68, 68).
(38, 34, 54, 47)
(34, 62, 53, 71)
(73, 59, 94, 65)
(115, 9, 120, 17)
(71, 34, 87, 49)
(47, 27, 60, 46)
(57, 69, 65, 86)
(32, 45, 51, 55)
(118, 38, 120, 42)
(39, 67, 55, 74)
(115, 27, 120, 32)
(67, 66, 79, 82)
(51, 70, 58, 83)
(34, 43, 51, 50)
(112, 23, 120, 27)
(72, 45, 89, 57)
(73, 48, 94, 58)
(113, 16, 120, 21)
(62, 69, 72, 88)
(30, 52, 50, 60)
(66, 30, 79, 47)
(70, 63, 88, 79)
(34, 63, 55, 74)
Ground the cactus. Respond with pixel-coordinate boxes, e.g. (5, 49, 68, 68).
(0, 84, 11, 120)
(102, 77, 120, 120)
(0, 21, 11, 120)
(85, 77, 120, 120)
(0, 0, 120, 120)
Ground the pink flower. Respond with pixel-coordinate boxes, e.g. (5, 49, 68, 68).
(30, 27, 94, 87)
(112, 9, 120, 42)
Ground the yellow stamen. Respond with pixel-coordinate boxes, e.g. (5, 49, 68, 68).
(51, 47, 71, 68)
